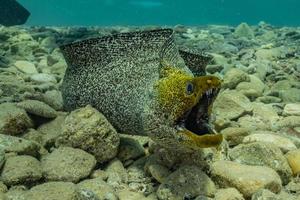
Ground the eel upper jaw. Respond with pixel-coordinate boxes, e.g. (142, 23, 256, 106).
(175, 87, 220, 135)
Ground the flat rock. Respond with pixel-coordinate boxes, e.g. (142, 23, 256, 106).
(0, 103, 34, 135)
(14, 60, 37, 74)
(157, 165, 216, 200)
(77, 178, 116, 200)
(24, 182, 81, 200)
(221, 127, 250, 147)
(283, 103, 300, 116)
(285, 149, 300, 175)
(0, 155, 42, 186)
(229, 142, 292, 184)
(56, 105, 120, 163)
(222, 68, 250, 89)
(30, 73, 57, 84)
(17, 100, 57, 118)
(0, 134, 40, 156)
(41, 147, 96, 183)
(243, 132, 297, 153)
(211, 160, 282, 198)
(213, 90, 252, 121)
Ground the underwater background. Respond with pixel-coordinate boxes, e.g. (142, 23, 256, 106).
(19, 0, 300, 26)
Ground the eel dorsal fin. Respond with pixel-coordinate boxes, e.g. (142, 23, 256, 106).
(179, 49, 212, 76)
(60, 28, 178, 71)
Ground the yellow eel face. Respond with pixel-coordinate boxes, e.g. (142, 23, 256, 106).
(156, 66, 223, 149)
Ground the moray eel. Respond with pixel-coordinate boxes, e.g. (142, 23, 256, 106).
(60, 28, 223, 152)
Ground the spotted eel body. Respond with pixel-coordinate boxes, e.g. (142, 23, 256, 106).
(60, 28, 222, 151)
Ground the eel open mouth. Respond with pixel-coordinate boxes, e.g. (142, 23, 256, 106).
(176, 87, 220, 135)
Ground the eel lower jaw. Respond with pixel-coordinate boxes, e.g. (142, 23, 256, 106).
(175, 87, 222, 147)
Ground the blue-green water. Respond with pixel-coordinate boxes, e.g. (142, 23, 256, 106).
(18, 0, 300, 26)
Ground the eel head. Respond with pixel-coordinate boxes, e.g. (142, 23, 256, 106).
(157, 67, 223, 149)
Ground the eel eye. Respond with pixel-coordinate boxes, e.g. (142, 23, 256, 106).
(186, 82, 194, 95)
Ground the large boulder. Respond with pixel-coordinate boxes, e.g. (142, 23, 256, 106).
(56, 105, 120, 163)
(211, 161, 282, 198)
(229, 142, 292, 184)
(41, 147, 96, 183)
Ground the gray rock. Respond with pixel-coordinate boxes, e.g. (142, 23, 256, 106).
(157, 165, 216, 200)
(205, 64, 224, 74)
(234, 23, 254, 39)
(0, 134, 40, 156)
(0, 155, 42, 186)
(251, 189, 280, 200)
(78, 189, 100, 200)
(37, 113, 66, 148)
(280, 88, 300, 103)
(222, 68, 250, 89)
(221, 127, 250, 146)
(194, 195, 213, 200)
(243, 132, 297, 153)
(0, 181, 7, 193)
(90, 169, 108, 180)
(211, 161, 282, 198)
(236, 75, 265, 99)
(147, 163, 171, 184)
(145, 154, 172, 183)
(117, 190, 148, 200)
(251, 189, 298, 200)
(256, 96, 282, 104)
(21, 128, 43, 145)
(17, 100, 57, 118)
(41, 147, 96, 183)
(14, 60, 37, 74)
(276, 116, 300, 130)
(270, 80, 300, 103)
(77, 178, 116, 200)
(117, 136, 145, 162)
(6, 186, 27, 200)
(229, 142, 292, 184)
(43, 90, 63, 110)
(0, 103, 34, 135)
(283, 103, 300, 116)
(214, 188, 244, 200)
(56, 105, 120, 163)
(24, 182, 81, 200)
(105, 159, 128, 188)
(285, 180, 300, 195)
(251, 102, 280, 130)
(238, 115, 270, 131)
(30, 73, 57, 84)
(213, 90, 252, 121)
